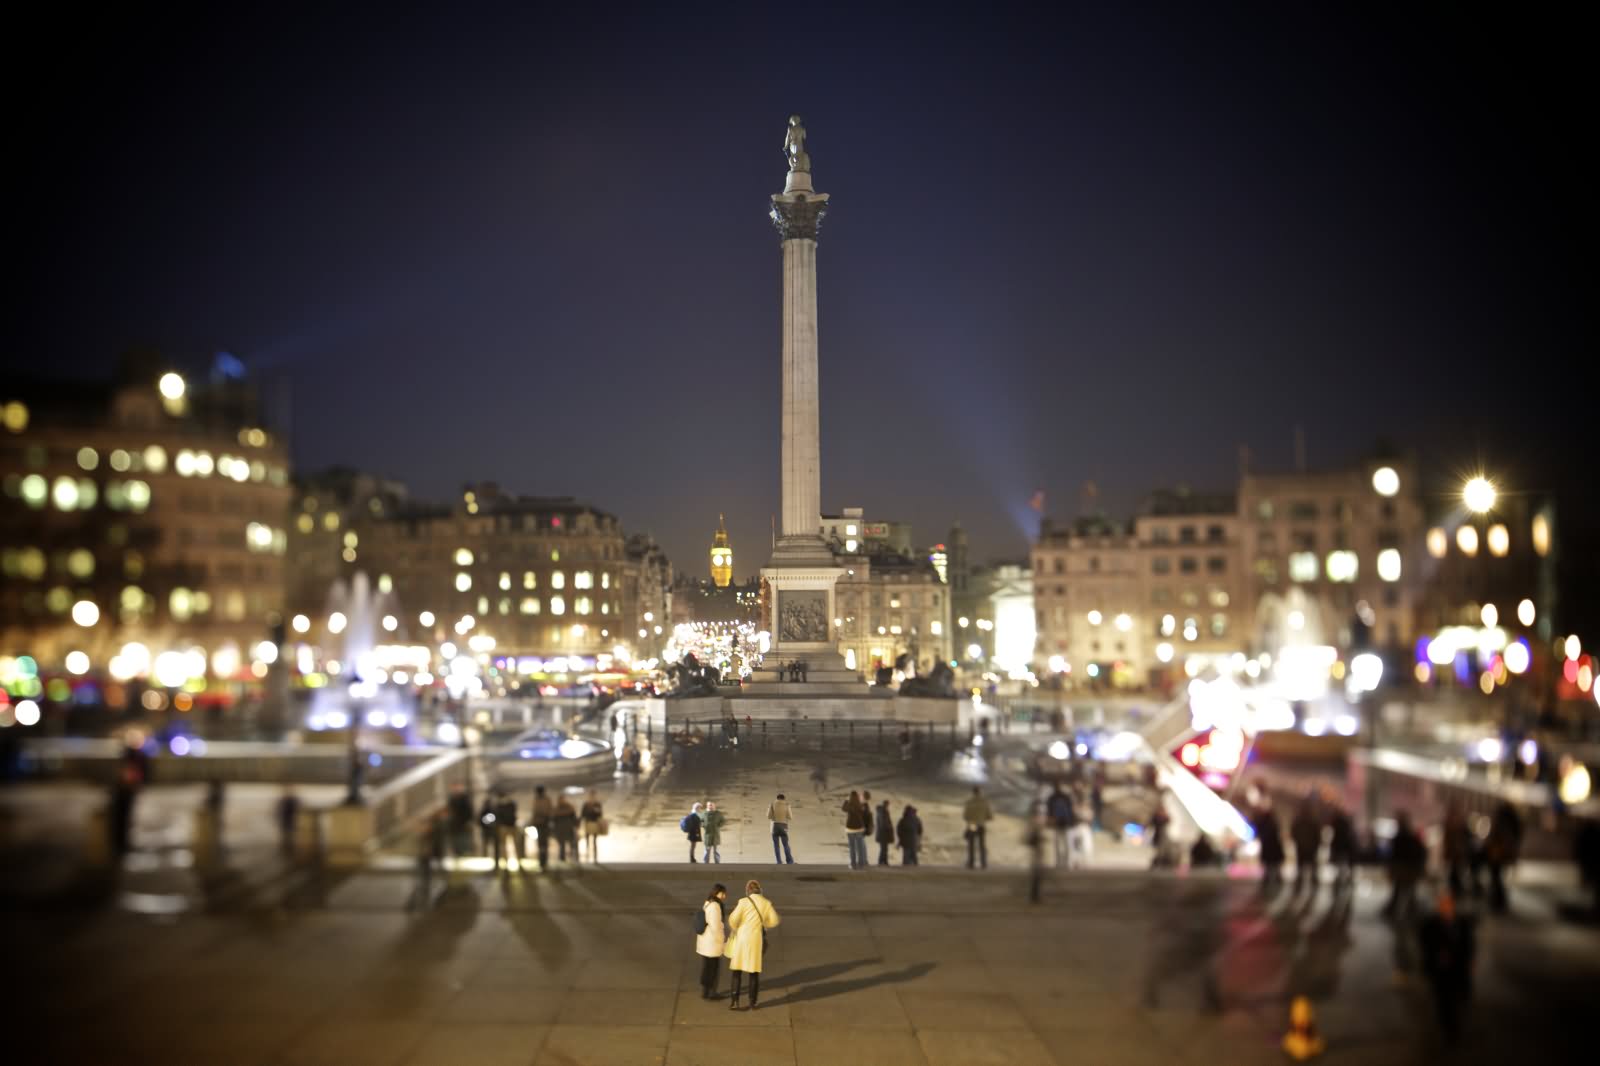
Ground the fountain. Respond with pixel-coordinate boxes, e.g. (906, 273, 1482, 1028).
(303, 573, 417, 801)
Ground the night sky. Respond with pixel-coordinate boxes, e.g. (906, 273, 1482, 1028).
(9, 6, 1595, 584)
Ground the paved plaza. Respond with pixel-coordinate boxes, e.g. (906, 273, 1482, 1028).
(5, 860, 1596, 1066)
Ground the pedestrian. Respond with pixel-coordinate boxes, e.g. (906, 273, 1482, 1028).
(768, 792, 795, 863)
(1384, 810, 1426, 921)
(963, 786, 993, 869)
(1027, 807, 1049, 903)
(1255, 801, 1285, 893)
(530, 785, 553, 871)
(874, 797, 895, 865)
(1290, 798, 1322, 896)
(411, 812, 446, 909)
(446, 783, 474, 866)
(682, 802, 704, 863)
(696, 883, 729, 998)
(1327, 804, 1357, 889)
(1069, 784, 1094, 867)
(896, 803, 922, 865)
(478, 792, 498, 859)
(1090, 778, 1106, 837)
(1417, 889, 1476, 1043)
(1046, 784, 1075, 866)
(580, 790, 604, 863)
(724, 879, 781, 1011)
(810, 762, 828, 796)
(702, 800, 726, 863)
(205, 779, 226, 850)
(276, 787, 300, 858)
(109, 761, 140, 856)
(898, 727, 913, 760)
(1575, 817, 1600, 916)
(1484, 800, 1522, 913)
(494, 789, 521, 873)
(841, 790, 868, 869)
(1441, 800, 1478, 898)
(553, 793, 578, 863)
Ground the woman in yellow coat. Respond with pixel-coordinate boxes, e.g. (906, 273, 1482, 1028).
(724, 878, 781, 1010)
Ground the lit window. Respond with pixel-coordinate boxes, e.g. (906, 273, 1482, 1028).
(1289, 552, 1318, 583)
(377, 574, 392, 594)
(1325, 550, 1358, 582)
(194, 451, 214, 477)
(499, 598, 511, 615)
(1371, 466, 1399, 496)
(142, 445, 166, 473)
(1377, 548, 1402, 582)
(1531, 514, 1551, 557)
(1426, 527, 1448, 558)
(1211, 613, 1228, 637)
(323, 512, 339, 531)
(77, 447, 98, 471)
(455, 548, 474, 566)
(1486, 524, 1509, 557)
(844, 539, 858, 552)
(550, 596, 565, 616)
(342, 531, 358, 549)
(551, 572, 566, 589)
(601, 572, 611, 589)
(455, 573, 471, 591)
(52, 477, 80, 511)
(20, 474, 46, 508)
(520, 597, 540, 615)
(845, 524, 858, 536)
(575, 596, 592, 615)
(170, 587, 194, 622)
(575, 571, 593, 589)
(499, 572, 511, 590)
(551, 549, 560, 563)
(297, 514, 314, 534)
(930, 620, 942, 636)
(1456, 526, 1479, 557)
(477, 596, 488, 614)
(601, 602, 610, 615)
(523, 571, 536, 589)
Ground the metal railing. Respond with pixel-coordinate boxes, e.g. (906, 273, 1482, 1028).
(656, 716, 972, 755)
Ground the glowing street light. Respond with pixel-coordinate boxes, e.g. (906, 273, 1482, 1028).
(158, 372, 187, 401)
(1463, 476, 1496, 514)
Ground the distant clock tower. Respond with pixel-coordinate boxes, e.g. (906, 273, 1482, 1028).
(710, 514, 733, 588)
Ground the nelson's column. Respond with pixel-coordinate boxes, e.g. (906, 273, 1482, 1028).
(752, 115, 858, 691)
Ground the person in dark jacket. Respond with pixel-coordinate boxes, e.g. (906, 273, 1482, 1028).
(478, 793, 498, 860)
(1290, 799, 1323, 896)
(1484, 800, 1522, 913)
(530, 786, 553, 871)
(1255, 802, 1286, 894)
(552, 794, 579, 863)
(446, 784, 474, 865)
(1417, 890, 1475, 1043)
(896, 804, 923, 865)
(842, 791, 868, 869)
(874, 799, 895, 865)
(1327, 804, 1357, 890)
(493, 790, 521, 873)
(1384, 811, 1427, 920)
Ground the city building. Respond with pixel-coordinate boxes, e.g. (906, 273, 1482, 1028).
(622, 533, 672, 658)
(286, 479, 649, 661)
(1, 353, 292, 697)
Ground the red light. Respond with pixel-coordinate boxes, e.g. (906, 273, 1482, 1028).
(1180, 742, 1201, 767)
(1564, 659, 1579, 684)
(552, 516, 562, 528)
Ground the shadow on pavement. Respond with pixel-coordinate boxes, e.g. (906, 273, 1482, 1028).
(764, 956, 882, 991)
(776, 961, 937, 1004)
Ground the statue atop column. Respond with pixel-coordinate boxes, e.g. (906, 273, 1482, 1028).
(784, 115, 810, 173)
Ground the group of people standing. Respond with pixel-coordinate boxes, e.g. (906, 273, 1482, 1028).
(679, 800, 728, 862)
(694, 879, 782, 1010)
(841, 789, 925, 867)
(438, 784, 607, 876)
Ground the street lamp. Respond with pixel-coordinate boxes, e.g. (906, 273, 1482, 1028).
(1463, 476, 1497, 514)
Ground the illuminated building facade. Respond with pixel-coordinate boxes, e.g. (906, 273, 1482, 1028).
(1, 354, 292, 691)
(286, 479, 647, 660)
(622, 533, 672, 658)
(832, 548, 952, 676)
(709, 514, 732, 587)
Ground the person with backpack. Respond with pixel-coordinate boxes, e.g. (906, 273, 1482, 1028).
(695, 883, 729, 999)
(701, 801, 726, 863)
(874, 797, 895, 865)
(896, 804, 923, 865)
(682, 802, 704, 863)
(724, 879, 781, 1010)
(552, 793, 579, 863)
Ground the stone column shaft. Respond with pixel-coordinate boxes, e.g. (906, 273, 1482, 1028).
(781, 236, 820, 539)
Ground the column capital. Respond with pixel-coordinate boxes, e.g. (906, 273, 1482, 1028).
(770, 193, 829, 242)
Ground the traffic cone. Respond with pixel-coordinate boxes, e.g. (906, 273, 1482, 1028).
(1281, 995, 1325, 1060)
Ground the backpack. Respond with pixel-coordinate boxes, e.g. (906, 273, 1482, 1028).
(694, 906, 708, 935)
(680, 814, 692, 834)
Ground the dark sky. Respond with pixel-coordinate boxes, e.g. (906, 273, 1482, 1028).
(10, 4, 1595, 582)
